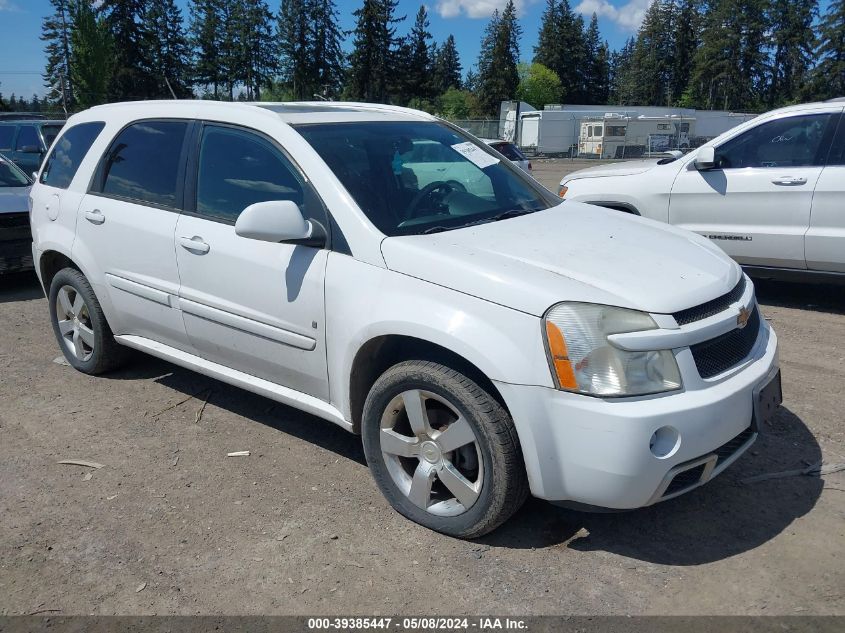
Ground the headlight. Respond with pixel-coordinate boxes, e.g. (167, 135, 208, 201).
(544, 302, 682, 397)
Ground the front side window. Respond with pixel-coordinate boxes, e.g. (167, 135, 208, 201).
(15, 126, 40, 151)
(195, 125, 305, 223)
(97, 120, 188, 207)
(0, 156, 30, 187)
(0, 126, 14, 151)
(40, 121, 105, 189)
(296, 121, 556, 236)
(715, 114, 832, 169)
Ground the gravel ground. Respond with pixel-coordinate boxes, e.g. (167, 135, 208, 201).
(1, 159, 843, 615)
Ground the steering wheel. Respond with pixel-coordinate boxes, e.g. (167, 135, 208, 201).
(406, 181, 458, 219)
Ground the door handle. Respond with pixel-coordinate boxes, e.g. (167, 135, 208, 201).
(178, 236, 210, 254)
(772, 177, 807, 186)
(84, 209, 105, 225)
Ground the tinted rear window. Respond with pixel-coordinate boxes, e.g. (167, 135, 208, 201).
(491, 142, 526, 161)
(96, 120, 188, 207)
(41, 124, 64, 147)
(0, 126, 13, 151)
(15, 126, 40, 150)
(40, 121, 105, 189)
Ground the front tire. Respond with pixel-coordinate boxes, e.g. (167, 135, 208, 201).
(362, 360, 528, 538)
(48, 267, 127, 375)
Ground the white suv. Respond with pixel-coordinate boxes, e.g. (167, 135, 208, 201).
(30, 101, 781, 537)
(559, 100, 845, 281)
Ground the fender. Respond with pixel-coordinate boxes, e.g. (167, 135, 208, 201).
(324, 255, 554, 422)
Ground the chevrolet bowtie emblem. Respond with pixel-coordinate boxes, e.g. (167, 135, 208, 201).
(737, 306, 751, 329)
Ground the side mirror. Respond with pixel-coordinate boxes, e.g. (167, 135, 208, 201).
(694, 146, 716, 170)
(19, 145, 42, 154)
(235, 200, 324, 246)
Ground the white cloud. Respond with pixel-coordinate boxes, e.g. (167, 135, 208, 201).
(0, 0, 21, 11)
(435, 0, 536, 19)
(575, 0, 655, 31)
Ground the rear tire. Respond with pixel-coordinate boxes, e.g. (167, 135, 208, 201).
(362, 360, 528, 538)
(48, 267, 127, 375)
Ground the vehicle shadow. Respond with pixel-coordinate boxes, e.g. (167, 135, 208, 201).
(0, 271, 43, 303)
(105, 354, 367, 466)
(482, 405, 823, 565)
(753, 278, 845, 315)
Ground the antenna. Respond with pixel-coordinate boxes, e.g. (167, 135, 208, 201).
(164, 77, 177, 100)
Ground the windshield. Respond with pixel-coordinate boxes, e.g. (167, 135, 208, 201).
(295, 121, 556, 236)
(0, 156, 29, 187)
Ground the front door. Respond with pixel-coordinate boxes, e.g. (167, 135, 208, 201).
(807, 113, 845, 273)
(174, 123, 330, 400)
(669, 111, 836, 269)
(76, 119, 192, 350)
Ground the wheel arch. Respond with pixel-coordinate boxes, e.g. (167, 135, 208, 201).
(348, 334, 509, 435)
(38, 248, 79, 293)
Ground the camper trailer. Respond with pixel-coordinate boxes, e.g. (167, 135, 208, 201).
(578, 114, 695, 158)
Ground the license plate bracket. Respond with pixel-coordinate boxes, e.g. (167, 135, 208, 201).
(753, 368, 782, 431)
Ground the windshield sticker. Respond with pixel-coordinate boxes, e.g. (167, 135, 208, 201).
(451, 142, 500, 169)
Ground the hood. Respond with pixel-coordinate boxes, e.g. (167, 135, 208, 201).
(563, 159, 663, 181)
(0, 187, 30, 214)
(380, 202, 740, 317)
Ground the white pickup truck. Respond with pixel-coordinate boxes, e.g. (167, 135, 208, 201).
(559, 99, 845, 281)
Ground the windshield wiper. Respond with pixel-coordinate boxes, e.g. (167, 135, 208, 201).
(419, 209, 535, 235)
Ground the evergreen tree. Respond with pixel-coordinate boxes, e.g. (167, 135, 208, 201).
(583, 14, 610, 104)
(405, 6, 434, 101)
(533, 0, 586, 103)
(345, 0, 403, 103)
(311, 0, 346, 98)
(626, 0, 674, 105)
(278, 0, 312, 99)
(810, 0, 845, 99)
(99, 0, 156, 100)
(609, 37, 635, 104)
(670, 0, 700, 106)
(189, 0, 225, 98)
(145, 0, 192, 98)
(432, 35, 462, 94)
(235, 0, 275, 100)
(476, 0, 521, 116)
(41, 0, 75, 110)
(70, 0, 115, 108)
(766, 0, 817, 106)
(689, 0, 769, 110)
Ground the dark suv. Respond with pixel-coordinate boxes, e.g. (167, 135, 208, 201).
(0, 119, 65, 175)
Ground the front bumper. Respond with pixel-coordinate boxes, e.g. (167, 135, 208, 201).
(0, 212, 34, 274)
(495, 318, 779, 509)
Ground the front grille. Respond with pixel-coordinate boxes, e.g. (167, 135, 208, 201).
(673, 277, 747, 325)
(664, 463, 706, 496)
(0, 212, 30, 230)
(714, 427, 754, 466)
(690, 305, 761, 378)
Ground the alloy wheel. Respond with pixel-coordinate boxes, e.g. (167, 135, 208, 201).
(55, 285, 95, 362)
(379, 389, 483, 517)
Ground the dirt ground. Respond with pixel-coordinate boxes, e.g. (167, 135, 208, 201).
(1, 159, 843, 615)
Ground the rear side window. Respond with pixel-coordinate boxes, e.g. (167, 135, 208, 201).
(492, 142, 526, 161)
(96, 120, 188, 207)
(0, 126, 13, 151)
(41, 124, 64, 147)
(194, 125, 305, 223)
(15, 126, 40, 151)
(40, 121, 105, 189)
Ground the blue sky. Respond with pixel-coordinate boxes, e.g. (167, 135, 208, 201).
(0, 0, 829, 99)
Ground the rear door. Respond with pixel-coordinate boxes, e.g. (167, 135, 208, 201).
(76, 119, 192, 350)
(807, 113, 845, 273)
(174, 122, 330, 399)
(668, 111, 836, 269)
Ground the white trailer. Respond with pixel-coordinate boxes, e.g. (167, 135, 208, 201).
(578, 114, 695, 159)
(519, 110, 581, 156)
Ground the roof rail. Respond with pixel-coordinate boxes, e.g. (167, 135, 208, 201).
(826, 97, 845, 102)
(256, 100, 436, 119)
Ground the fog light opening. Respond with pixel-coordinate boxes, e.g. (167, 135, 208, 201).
(650, 426, 680, 459)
